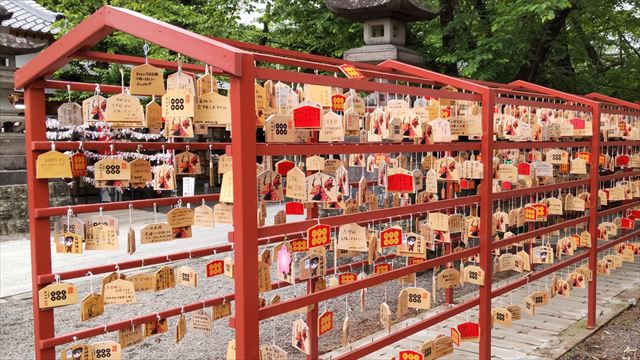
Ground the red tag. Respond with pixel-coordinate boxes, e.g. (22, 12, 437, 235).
(285, 202, 304, 215)
(290, 238, 308, 252)
(576, 151, 591, 163)
(70, 152, 88, 178)
(338, 272, 357, 285)
(318, 311, 334, 336)
(374, 263, 392, 274)
(517, 162, 531, 177)
(206, 260, 224, 277)
(620, 217, 634, 229)
(276, 160, 295, 175)
(569, 118, 586, 130)
(409, 257, 425, 266)
(451, 327, 461, 346)
(293, 105, 321, 128)
(616, 155, 630, 167)
(307, 224, 331, 248)
(501, 181, 512, 190)
(338, 64, 365, 80)
(524, 206, 537, 221)
(532, 204, 548, 219)
(380, 227, 402, 248)
(387, 173, 414, 192)
(331, 94, 346, 112)
(399, 350, 423, 360)
(459, 179, 469, 189)
(629, 209, 640, 220)
(457, 322, 480, 340)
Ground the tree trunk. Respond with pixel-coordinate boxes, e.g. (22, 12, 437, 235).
(515, 4, 574, 82)
(439, 0, 459, 76)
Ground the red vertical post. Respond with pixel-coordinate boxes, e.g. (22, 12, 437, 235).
(230, 54, 260, 359)
(478, 89, 495, 360)
(24, 85, 55, 359)
(306, 142, 320, 360)
(587, 104, 601, 329)
(444, 242, 453, 304)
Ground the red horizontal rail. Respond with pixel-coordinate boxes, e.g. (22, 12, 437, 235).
(252, 53, 438, 87)
(597, 199, 640, 218)
(493, 141, 592, 150)
(492, 178, 590, 200)
(334, 245, 597, 359)
(256, 195, 480, 238)
(37, 79, 122, 94)
(334, 297, 480, 359)
(490, 216, 589, 250)
(596, 229, 640, 252)
(35, 194, 220, 218)
(600, 141, 640, 147)
(254, 67, 482, 102)
(75, 50, 223, 74)
(598, 171, 640, 182)
(39, 254, 395, 349)
(258, 246, 479, 320)
(495, 96, 591, 112)
(33, 141, 230, 152)
(256, 142, 481, 156)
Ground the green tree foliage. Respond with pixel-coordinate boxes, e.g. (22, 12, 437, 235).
(37, 0, 640, 101)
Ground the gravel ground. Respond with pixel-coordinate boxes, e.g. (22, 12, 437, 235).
(0, 246, 502, 360)
(558, 303, 640, 360)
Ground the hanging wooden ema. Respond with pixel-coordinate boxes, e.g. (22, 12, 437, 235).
(153, 164, 176, 191)
(36, 146, 72, 179)
(307, 223, 331, 248)
(197, 67, 218, 97)
(205, 259, 224, 277)
(140, 222, 172, 244)
(176, 266, 197, 288)
(437, 268, 461, 289)
(298, 247, 326, 280)
(118, 324, 144, 349)
(398, 350, 423, 360)
(94, 158, 131, 184)
(387, 167, 414, 193)
(258, 169, 284, 202)
(265, 114, 296, 143)
(462, 265, 485, 285)
(286, 166, 306, 200)
(129, 63, 165, 96)
(337, 223, 368, 251)
(492, 307, 512, 327)
(319, 111, 345, 142)
(194, 91, 231, 127)
(293, 104, 322, 128)
(103, 279, 136, 304)
(397, 232, 427, 259)
(129, 158, 151, 187)
(380, 226, 402, 248)
(174, 151, 201, 175)
(274, 242, 295, 284)
(306, 172, 339, 203)
(291, 319, 311, 355)
(318, 311, 334, 336)
(457, 322, 480, 342)
(85, 224, 119, 250)
(87, 341, 121, 360)
(58, 91, 82, 127)
(82, 92, 107, 124)
(260, 345, 288, 360)
(219, 171, 233, 203)
(379, 302, 392, 333)
(39, 281, 78, 309)
(405, 287, 431, 310)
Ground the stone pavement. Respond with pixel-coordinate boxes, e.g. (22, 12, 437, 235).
(322, 260, 640, 360)
(0, 205, 304, 297)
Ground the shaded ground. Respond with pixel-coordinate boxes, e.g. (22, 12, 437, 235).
(558, 303, 640, 360)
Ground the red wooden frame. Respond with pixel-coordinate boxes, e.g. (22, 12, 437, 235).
(16, 5, 640, 360)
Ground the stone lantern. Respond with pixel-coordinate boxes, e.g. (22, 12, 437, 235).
(324, 0, 436, 65)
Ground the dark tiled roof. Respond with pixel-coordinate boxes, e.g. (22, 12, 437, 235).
(0, 0, 62, 35)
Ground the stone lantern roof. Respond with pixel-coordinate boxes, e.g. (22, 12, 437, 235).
(324, 0, 437, 22)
